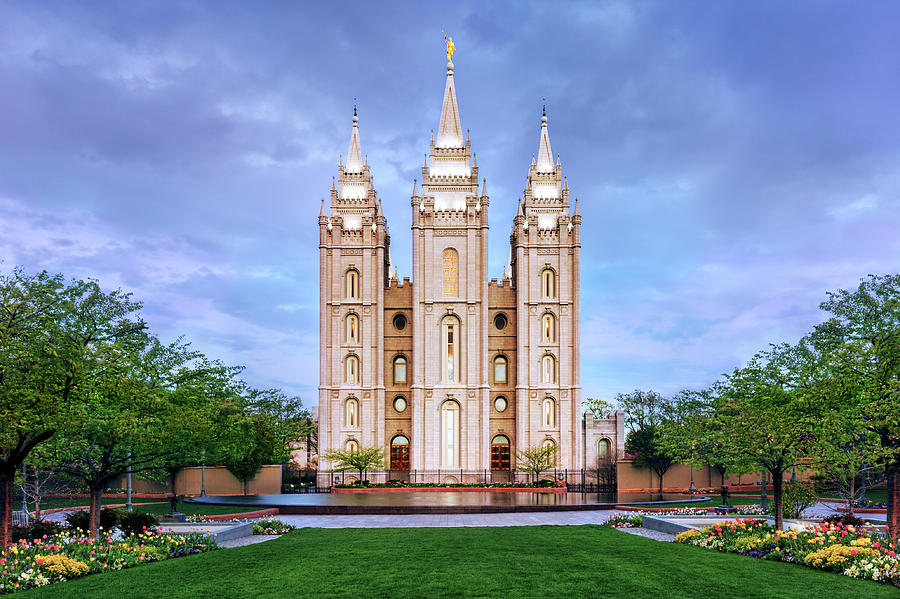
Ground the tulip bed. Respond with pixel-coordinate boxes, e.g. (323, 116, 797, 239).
(0, 530, 217, 594)
(675, 519, 899, 587)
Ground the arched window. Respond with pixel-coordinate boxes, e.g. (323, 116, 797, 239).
(493, 355, 508, 384)
(491, 434, 510, 471)
(442, 248, 459, 297)
(541, 268, 556, 299)
(393, 355, 407, 384)
(541, 438, 557, 467)
(441, 400, 460, 467)
(345, 439, 359, 453)
(541, 313, 556, 343)
(346, 313, 359, 344)
(441, 316, 460, 382)
(346, 355, 360, 384)
(598, 438, 610, 459)
(345, 398, 359, 427)
(542, 397, 555, 427)
(345, 269, 360, 299)
(390, 435, 410, 470)
(541, 354, 555, 384)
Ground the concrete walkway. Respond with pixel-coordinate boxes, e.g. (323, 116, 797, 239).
(277, 510, 619, 528)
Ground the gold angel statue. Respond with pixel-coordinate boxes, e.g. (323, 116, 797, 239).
(444, 33, 455, 62)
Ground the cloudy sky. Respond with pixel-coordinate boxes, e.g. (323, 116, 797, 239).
(2, 1, 899, 406)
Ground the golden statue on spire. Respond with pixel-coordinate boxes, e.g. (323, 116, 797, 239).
(443, 31, 455, 62)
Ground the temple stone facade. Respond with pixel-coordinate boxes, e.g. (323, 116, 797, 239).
(316, 58, 622, 485)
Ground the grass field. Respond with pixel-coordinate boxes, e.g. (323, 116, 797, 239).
(20, 525, 899, 599)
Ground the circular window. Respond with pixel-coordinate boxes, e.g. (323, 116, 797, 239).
(393, 396, 407, 413)
(494, 396, 508, 412)
(393, 313, 407, 330)
(493, 313, 508, 330)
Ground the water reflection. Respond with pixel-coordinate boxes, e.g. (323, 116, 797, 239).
(189, 491, 704, 509)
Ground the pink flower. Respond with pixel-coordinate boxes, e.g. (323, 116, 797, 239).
(850, 549, 857, 556)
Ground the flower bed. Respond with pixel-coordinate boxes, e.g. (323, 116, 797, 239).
(675, 519, 899, 587)
(252, 519, 295, 536)
(0, 530, 217, 594)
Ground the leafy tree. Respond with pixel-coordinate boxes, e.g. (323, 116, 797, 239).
(814, 274, 900, 540)
(712, 341, 820, 530)
(583, 397, 616, 417)
(48, 336, 219, 537)
(616, 389, 672, 433)
(323, 446, 385, 482)
(625, 427, 674, 493)
(0, 269, 144, 547)
(516, 444, 558, 481)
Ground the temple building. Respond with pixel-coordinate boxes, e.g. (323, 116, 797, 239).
(316, 54, 623, 485)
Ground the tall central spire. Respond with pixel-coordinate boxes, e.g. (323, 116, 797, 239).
(535, 105, 554, 173)
(346, 106, 363, 173)
(436, 61, 463, 148)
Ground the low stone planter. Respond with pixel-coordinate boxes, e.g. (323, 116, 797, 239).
(157, 521, 253, 543)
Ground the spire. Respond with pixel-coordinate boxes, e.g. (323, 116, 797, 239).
(535, 105, 553, 173)
(346, 105, 363, 172)
(481, 178, 487, 197)
(436, 60, 463, 148)
(412, 178, 418, 197)
(319, 198, 325, 217)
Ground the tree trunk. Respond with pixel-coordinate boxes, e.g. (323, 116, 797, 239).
(848, 476, 856, 516)
(657, 470, 664, 494)
(772, 471, 784, 530)
(887, 466, 899, 542)
(0, 475, 12, 548)
(89, 486, 103, 539)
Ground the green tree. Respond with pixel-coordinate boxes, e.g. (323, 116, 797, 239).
(625, 427, 674, 493)
(814, 274, 900, 540)
(583, 397, 616, 417)
(48, 337, 219, 537)
(323, 446, 385, 483)
(0, 269, 144, 546)
(516, 444, 558, 482)
(713, 342, 820, 530)
(617, 389, 672, 433)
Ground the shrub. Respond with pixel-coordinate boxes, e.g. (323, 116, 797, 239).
(823, 513, 867, 527)
(777, 482, 818, 519)
(11, 520, 64, 542)
(65, 508, 122, 532)
(119, 511, 160, 536)
(601, 513, 643, 528)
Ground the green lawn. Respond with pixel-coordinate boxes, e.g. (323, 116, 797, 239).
(21, 526, 899, 599)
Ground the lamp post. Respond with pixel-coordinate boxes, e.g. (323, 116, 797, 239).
(790, 465, 797, 483)
(200, 450, 207, 497)
(859, 462, 869, 505)
(688, 444, 696, 494)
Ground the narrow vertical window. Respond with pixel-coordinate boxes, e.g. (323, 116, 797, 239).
(345, 398, 359, 427)
(345, 269, 360, 299)
(442, 248, 459, 297)
(541, 269, 556, 299)
(393, 356, 407, 384)
(441, 316, 460, 382)
(542, 397, 555, 427)
(541, 355, 555, 384)
(494, 355, 507, 384)
(441, 401, 460, 467)
(541, 438, 557, 467)
(345, 439, 359, 453)
(346, 355, 360, 384)
(346, 314, 359, 344)
(542, 313, 556, 343)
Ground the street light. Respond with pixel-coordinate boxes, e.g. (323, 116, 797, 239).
(688, 443, 696, 494)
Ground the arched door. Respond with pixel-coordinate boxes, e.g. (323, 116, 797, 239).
(491, 434, 510, 470)
(390, 435, 410, 471)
